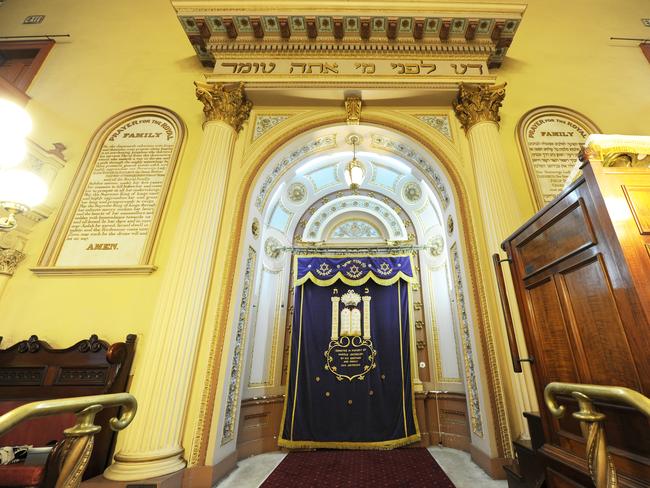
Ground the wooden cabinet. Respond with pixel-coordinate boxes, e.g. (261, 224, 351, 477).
(498, 160, 650, 487)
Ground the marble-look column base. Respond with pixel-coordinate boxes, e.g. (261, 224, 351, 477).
(104, 447, 185, 481)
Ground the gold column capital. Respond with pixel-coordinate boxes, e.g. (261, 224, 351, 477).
(452, 83, 507, 133)
(194, 81, 252, 132)
(0, 248, 25, 276)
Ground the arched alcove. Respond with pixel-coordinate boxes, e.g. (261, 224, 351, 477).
(207, 116, 507, 468)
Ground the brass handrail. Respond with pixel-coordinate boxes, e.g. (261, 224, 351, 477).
(544, 382, 650, 488)
(0, 393, 137, 488)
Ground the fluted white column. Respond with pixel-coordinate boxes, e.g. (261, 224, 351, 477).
(453, 83, 536, 442)
(104, 83, 251, 481)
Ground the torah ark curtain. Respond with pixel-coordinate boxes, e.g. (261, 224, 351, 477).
(279, 256, 420, 449)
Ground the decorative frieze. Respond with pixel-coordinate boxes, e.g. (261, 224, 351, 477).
(195, 81, 252, 132)
(222, 246, 257, 445)
(414, 115, 452, 141)
(450, 243, 483, 437)
(371, 134, 450, 209)
(255, 135, 337, 210)
(253, 115, 290, 141)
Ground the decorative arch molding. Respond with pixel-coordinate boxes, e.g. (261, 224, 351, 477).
(293, 188, 417, 246)
(191, 109, 511, 466)
(302, 195, 407, 242)
(327, 217, 384, 242)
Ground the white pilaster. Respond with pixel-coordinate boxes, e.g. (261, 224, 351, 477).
(104, 83, 251, 481)
(454, 83, 537, 442)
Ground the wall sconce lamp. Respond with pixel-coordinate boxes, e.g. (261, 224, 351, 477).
(344, 134, 365, 190)
(0, 99, 48, 232)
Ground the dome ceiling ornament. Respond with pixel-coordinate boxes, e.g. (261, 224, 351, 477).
(402, 181, 422, 203)
(287, 182, 307, 204)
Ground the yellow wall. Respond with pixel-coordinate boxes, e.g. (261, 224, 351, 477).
(497, 0, 650, 218)
(0, 0, 206, 350)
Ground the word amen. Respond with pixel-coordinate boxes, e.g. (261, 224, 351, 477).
(86, 243, 118, 250)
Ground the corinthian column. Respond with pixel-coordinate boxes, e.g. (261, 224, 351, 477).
(452, 83, 536, 441)
(0, 248, 25, 297)
(104, 83, 252, 481)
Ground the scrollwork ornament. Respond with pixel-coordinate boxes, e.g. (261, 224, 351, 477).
(194, 81, 252, 132)
(453, 83, 507, 133)
(0, 248, 25, 276)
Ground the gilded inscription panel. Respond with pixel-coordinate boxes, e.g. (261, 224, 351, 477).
(517, 106, 599, 209)
(35, 107, 185, 274)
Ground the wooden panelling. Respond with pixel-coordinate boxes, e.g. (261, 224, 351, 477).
(622, 185, 650, 235)
(559, 255, 641, 389)
(423, 392, 470, 451)
(546, 468, 586, 488)
(525, 278, 581, 384)
(517, 200, 596, 278)
(501, 161, 650, 486)
(236, 396, 284, 459)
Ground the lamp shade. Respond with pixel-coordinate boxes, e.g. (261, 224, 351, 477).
(0, 169, 48, 209)
(0, 99, 32, 169)
(344, 157, 365, 189)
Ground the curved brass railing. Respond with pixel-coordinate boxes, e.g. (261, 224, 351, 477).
(0, 393, 137, 488)
(544, 382, 650, 488)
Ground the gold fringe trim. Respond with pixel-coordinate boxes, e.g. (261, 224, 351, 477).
(278, 433, 421, 450)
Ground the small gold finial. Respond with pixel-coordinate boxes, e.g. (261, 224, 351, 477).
(194, 81, 253, 132)
(452, 83, 506, 133)
(345, 96, 362, 125)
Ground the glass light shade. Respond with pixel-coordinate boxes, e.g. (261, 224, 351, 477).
(0, 169, 48, 209)
(0, 99, 32, 169)
(0, 135, 27, 169)
(0, 99, 32, 138)
(344, 158, 365, 189)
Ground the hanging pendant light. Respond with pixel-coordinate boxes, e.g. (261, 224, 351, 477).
(0, 98, 49, 232)
(344, 134, 364, 189)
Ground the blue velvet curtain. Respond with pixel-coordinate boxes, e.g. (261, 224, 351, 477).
(279, 255, 420, 449)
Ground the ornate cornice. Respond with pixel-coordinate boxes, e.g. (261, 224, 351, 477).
(452, 83, 506, 133)
(0, 248, 25, 276)
(194, 81, 253, 132)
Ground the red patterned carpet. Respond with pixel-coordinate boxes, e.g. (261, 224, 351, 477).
(261, 448, 456, 487)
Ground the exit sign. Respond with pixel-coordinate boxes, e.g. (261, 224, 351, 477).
(23, 15, 45, 24)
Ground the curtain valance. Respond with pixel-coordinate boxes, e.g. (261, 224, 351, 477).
(294, 255, 416, 287)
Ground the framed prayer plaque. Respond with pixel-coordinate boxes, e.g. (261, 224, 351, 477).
(516, 106, 600, 209)
(33, 106, 185, 275)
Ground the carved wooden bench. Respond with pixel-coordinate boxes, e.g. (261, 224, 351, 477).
(0, 334, 135, 487)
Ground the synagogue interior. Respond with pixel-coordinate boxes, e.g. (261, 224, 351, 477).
(0, 1, 648, 487)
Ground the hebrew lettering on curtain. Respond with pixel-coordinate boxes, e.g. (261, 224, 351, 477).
(279, 255, 420, 449)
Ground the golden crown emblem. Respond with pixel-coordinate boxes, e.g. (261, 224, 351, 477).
(341, 289, 361, 307)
